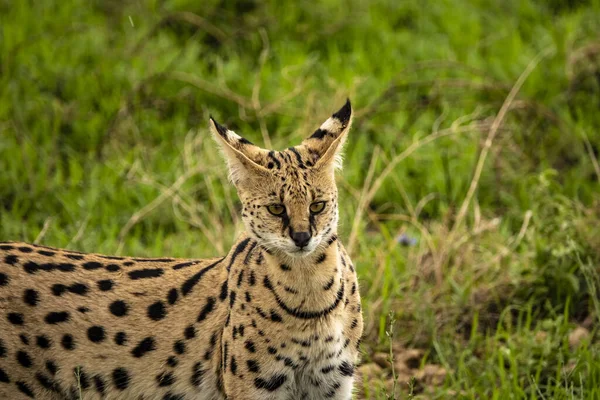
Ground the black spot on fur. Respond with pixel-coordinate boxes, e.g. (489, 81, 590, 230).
(128, 268, 164, 280)
(181, 258, 223, 296)
(168, 288, 178, 305)
(292, 338, 312, 347)
(87, 326, 106, 343)
(70, 283, 88, 295)
(112, 368, 130, 390)
(131, 337, 156, 358)
(61, 334, 75, 350)
(23, 289, 39, 306)
(94, 375, 106, 396)
(97, 279, 114, 291)
(52, 284, 67, 296)
(0, 244, 13, 250)
(245, 340, 256, 353)
(105, 264, 120, 272)
(110, 300, 129, 317)
(323, 277, 335, 290)
(321, 365, 335, 374)
(327, 234, 338, 246)
(184, 325, 196, 339)
(280, 264, 291, 271)
(46, 360, 58, 375)
(267, 150, 283, 170)
(316, 253, 327, 263)
(83, 261, 103, 270)
(5, 255, 19, 265)
(284, 285, 298, 294)
(219, 280, 228, 301)
(157, 371, 175, 387)
(229, 290, 237, 307)
(167, 356, 178, 367)
(115, 332, 127, 346)
(0, 272, 9, 286)
(8, 312, 24, 325)
(230, 356, 238, 375)
(57, 263, 75, 272)
(226, 238, 252, 272)
(52, 282, 86, 296)
(19, 334, 29, 345)
(288, 147, 306, 168)
(16, 350, 32, 367)
(310, 129, 328, 139)
(281, 357, 298, 369)
(172, 261, 199, 270)
(197, 297, 216, 322)
(164, 393, 185, 400)
(37, 250, 55, 257)
(247, 360, 260, 373)
(236, 270, 245, 287)
(148, 301, 167, 321)
(0, 367, 9, 382)
(263, 276, 274, 290)
(173, 340, 186, 355)
(254, 374, 287, 391)
(36, 335, 51, 349)
(270, 310, 283, 323)
(23, 261, 38, 273)
(18, 246, 33, 253)
(35, 372, 59, 392)
(16, 381, 35, 398)
(191, 362, 204, 386)
(65, 254, 84, 261)
(339, 361, 354, 376)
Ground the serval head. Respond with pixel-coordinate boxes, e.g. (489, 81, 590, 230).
(209, 100, 352, 260)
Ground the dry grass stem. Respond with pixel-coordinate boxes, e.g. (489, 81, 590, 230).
(117, 165, 206, 254)
(34, 217, 53, 244)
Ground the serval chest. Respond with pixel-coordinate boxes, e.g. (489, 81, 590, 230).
(223, 236, 362, 400)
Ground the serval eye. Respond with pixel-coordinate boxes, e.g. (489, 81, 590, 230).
(267, 204, 286, 216)
(309, 201, 326, 214)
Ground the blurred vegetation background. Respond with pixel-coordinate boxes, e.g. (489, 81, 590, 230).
(1, 0, 600, 398)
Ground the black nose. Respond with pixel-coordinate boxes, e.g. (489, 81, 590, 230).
(291, 231, 311, 248)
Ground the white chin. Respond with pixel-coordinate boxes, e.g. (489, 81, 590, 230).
(285, 247, 314, 258)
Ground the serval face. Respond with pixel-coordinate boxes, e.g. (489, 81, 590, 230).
(209, 100, 352, 260)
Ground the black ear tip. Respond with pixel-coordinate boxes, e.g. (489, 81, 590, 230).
(209, 115, 229, 137)
(332, 98, 352, 124)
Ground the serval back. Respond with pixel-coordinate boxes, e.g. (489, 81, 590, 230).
(0, 100, 363, 400)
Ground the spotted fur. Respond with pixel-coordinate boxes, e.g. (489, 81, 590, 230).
(0, 100, 363, 399)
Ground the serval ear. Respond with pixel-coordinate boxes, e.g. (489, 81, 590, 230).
(302, 99, 353, 171)
(209, 117, 269, 186)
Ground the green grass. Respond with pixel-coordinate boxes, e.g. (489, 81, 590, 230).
(1, 0, 600, 398)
